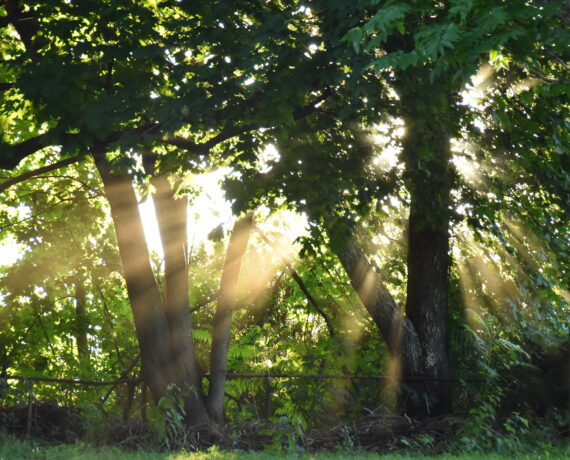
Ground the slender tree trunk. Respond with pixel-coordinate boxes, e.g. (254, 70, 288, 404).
(94, 156, 174, 405)
(331, 232, 422, 378)
(74, 281, 89, 372)
(208, 212, 254, 423)
(151, 174, 210, 425)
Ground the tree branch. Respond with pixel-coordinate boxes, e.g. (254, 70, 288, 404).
(252, 225, 336, 337)
(165, 123, 258, 154)
(190, 291, 219, 313)
(0, 123, 159, 172)
(0, 87, 329, 172)
(100, 353, 142, 406)
(293, 88, 333, 120)
(0, 155, 81, 193)
(514, 61, 570, 85)
(0, 133, 55, 170)
(544, 50, 570, 71)
(165, 89, 333, 155)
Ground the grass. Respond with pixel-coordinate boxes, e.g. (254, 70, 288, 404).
(1, 432, 568, 460)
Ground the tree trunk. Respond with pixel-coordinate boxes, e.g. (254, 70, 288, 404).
(398, 72, 455, 416)
(402, 203, 452, 416)
(208, 212, 254, 423)
(331, 231, 422, 380)
(332, 192, 452, 417)
(151, 174, 210, 425)
(330, 72, 456, 417)
(73, 281, 89, 373)
(94, 156, 174, 405)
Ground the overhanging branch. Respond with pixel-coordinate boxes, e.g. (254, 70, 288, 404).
(0, 132, 56, 171)
(165, 89, 333, 155)
(0, 155, 81, 193)
(0, 123, 160, 172)
(165, 123, 258, 154)
(0, 88, 331, 172)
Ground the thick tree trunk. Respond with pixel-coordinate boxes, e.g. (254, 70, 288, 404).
(94, 157, 174, 405)
(399, 73, 455, 416)
(331, 72, 456, 417)
(332, 191, 452, 417)
(151, 174, 210, 425)
(402, 202, 452, 416)
(208, 213, 254, 423)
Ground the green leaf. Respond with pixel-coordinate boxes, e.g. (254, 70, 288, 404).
(396, 20, 405, 35)
(192, 329, 212, 344)
(449, 0, 474, 22)
(342, 27, 363, 53)
(368, 51, 404, 71)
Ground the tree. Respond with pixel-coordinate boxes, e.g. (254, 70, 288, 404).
(0, 0, 345, 425)
(343, 0, 569, 415)
(228, 0, 570, 416)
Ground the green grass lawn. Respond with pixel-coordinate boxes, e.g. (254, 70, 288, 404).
(1, 433, 568, 460)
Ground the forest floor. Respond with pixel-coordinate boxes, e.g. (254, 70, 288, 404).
(0, 404, 469, 450)
(1, 405, 568, 459)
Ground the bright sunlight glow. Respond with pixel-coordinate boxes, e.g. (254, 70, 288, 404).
(0, 235, 22, 266)
(138, 169, 234, 256)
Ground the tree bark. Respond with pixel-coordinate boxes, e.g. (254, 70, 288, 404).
(402, 202, 452, 416)
(330, 71, 456, 417)
(398, 72, 455, 416)
(208, 212, 254, 423)
(151, 174, 210, 425)
(94, 157, 174, 405)
(331, 232, 422, 379)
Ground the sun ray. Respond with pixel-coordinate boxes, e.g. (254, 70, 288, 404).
(455, 229, 524, 330)
(236, 209, 308, 309)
